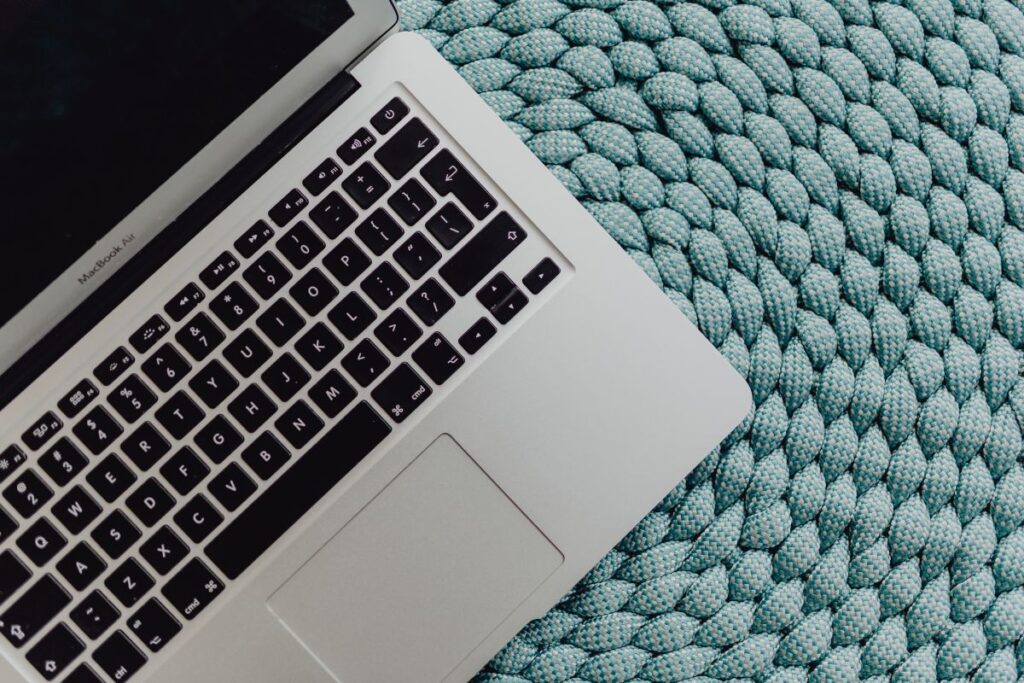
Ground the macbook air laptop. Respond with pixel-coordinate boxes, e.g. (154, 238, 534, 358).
(0, 2, 750, 681)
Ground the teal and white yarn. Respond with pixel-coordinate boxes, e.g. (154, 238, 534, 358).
(397, 0, 1024, 678)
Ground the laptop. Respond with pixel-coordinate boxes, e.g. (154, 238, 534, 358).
(0, 2, 750, 681)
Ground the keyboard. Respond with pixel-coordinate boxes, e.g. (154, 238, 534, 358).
(0, 92, 565, 682)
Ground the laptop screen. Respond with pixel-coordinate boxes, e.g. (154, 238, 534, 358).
(0, 0, 354, 331)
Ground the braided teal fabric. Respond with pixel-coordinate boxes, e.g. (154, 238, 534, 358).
(396, 0, 1024, 678)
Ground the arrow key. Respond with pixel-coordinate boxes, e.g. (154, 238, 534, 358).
(458, 318, 497, 355)
(524, 257, 561, 294)
(27, 622, 84, 680)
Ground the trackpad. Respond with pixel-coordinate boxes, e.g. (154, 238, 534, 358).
(268, 435, 563, 682)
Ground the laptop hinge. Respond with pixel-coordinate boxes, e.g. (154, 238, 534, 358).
(0, 71, 361, 410)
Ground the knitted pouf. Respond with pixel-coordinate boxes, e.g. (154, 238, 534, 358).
(395, 0, 1024, 679)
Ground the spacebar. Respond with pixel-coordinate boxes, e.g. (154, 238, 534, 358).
(205, 402, 391, 579)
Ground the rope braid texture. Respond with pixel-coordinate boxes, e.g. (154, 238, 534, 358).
(396, 0, 1024, 677)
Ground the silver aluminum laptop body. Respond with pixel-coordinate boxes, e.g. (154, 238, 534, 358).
(0, 3, 750, 682)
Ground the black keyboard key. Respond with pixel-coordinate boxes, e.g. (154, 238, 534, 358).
(208, 463, 257, 512)
(342, 339, 390, 387)
(23, 412, 63, 451)
(209, 281, 259, 330)
(269, 188, 308, 228)
(360, 262, 409, 310)
(129, 598, 180, 653)
(355, 208, 403, 255)
(154, 392, 204, 440)
(93, 631, 146, 681)
(87, 456, 136, 504)
(441, 212, 526, 295)
(4, 470, 53, 518)
(0, 551, 30, 606)
(375, 118, 439, 179)
(492, 287, 529, 324)
(243, 251, 292, 300)
(234, 220, 275, 259)
(477, 272, 516, 309)
(128, 316, 170, 355)
(175, 313, 225, 362)
(125, 479, 175, 528)
(274, 401, 324, 449)
(342, 161, 391, 209)
(194, 416, 243, 464)
(139, 527, 188, 576)
(65, 664, 104, 683)
(459, 317, 496, 355)
(426, 202, 473, 249)
(388, 178, 436, 226)
(408, 278, 455, 326)
(163, 559, 224, 623)
(160, 448, 209, 496)
(188, 360, 239, 409)
(27, 622, 84, 680)
(371, 363, 433, 424)
(290, 268, 339, 315)
(395, 232, 441, 279)
(421, 149, 497, 219)
(241, 432, 291, 481)
(0, 445, 27, 485)
(174, 495, 223, 543)
(309, 191, 358, 239)
(370, 97, 409, 134)
(0, 574, 71, 647)
(324, 238, 371, 286)
(52, 486, 101, 535)
(206, 402, 390, 579)
(70, 591, 119, 641)
(524, 257, 561, 294)
(141, 344, 191, 393)
(338, 127, 376, 165)
(328, 292, 377, 340)
(198, 251, 240, 291)
(277, 221, 324, 269)
(56, 542, 106, 591)
(39, 438, 89, 487)
(295, 322, 343, 371)
(73, 406, 123, 456)
(58, 381, 100, 421)
(223, 329, 272, 378)
(256, 298, 304, 346)
(303, 158, 342, 196)
(0, 506, 17, 544)
(412, 333, 465, 385)
(108, 375, 157, 424)
(308, 371, 357, 419)
(90, 511, 141, 560)
(121, 423, 170, 472)
(18, 517, 67, 566)
(374, 309, 422, 356)
(164, 284, 204, 323)
(105, 559, 154, 608)
(228, 385, 277, 433)
(262, 354, 311, 402)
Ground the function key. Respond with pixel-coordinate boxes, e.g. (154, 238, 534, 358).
(234, 220, 275, 258)
(303, 158, 342, 196)
(408, 278, 455, 326)
(395, 232, 441, 280)
(0, 444, 28, 484)
(371, 363, 432, 424)
(23, 412, 63, 451)
(269, 188, 308, 228)
(426, 203, 473, 249)
(108, 375, 157, 424)
(0, 550, 31, 606)
(128, 315, 170, 355)
(374, 118, 439, 179)
(58, 380, 99, 420)
(26, 622, 84, 680)
(4, 469, 54, 518)
(141, 344, 191, 393)
(439, 211, 527, 296)
(338, 127, 376, 165)
(0, 573, 71, 647)
(342, 161, 391, 209)
(355, 208, 403, 256)
(324, 238, 372, 287)
(198, 251, 240, 291)
(459, 317, 497, 355)
(277, 221, 325, 270)
(524, 257, 561, 294)
(38, 437, 89, 487)
(421, 149, 497, 220)
(412, 333, 465, 385)
(92, 631, 147, 682)
(309, 191, 358, 239)
(388, 178, 436, 226)
(162, 559, 224, 621)
(129, 598, 181, 653)
(175, 312, 225, 362)
(370, 97, 410, 135)
(164, 283, 204, 323)
(70, 590, 120, 641)
(73, 406, 123, 456)
(86, 456, 137, 504)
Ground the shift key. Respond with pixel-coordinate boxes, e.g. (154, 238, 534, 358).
(438, 212, 527, 296)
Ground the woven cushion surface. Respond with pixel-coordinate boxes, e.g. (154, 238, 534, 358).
(394, 0, 1024, 679)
